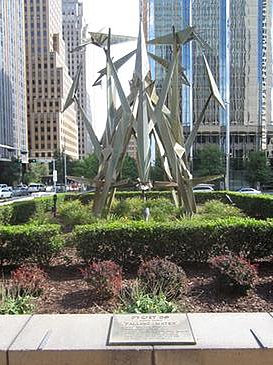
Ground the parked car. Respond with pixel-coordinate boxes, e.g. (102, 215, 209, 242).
(193, 184, 214, 192)
(0, 184, 8, 189)
(56, 184, 66, 193)
(28, 183, 46, 193)
(12, 186, 31, 197)
(0, 188, 13, 199)
(236, 187, 261, 194)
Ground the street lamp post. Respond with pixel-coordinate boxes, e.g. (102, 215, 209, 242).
(52, 159, 57, 193)
(64, 153, 67, 192)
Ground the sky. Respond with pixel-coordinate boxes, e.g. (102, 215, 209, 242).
(82, 0, 140, 137)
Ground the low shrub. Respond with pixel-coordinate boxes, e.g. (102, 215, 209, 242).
(64, 191, 172, 205)
(81, 260, 122, 299)
(147, 198, 182, 221)
(28, 206, 54, 226)
(208, 253, 258, 294)
(119, 282, 178, 314)
(110, 197, 181, 221)
(111, 198, 139, 219)
(138, 258, 187, 299)
(197, 200, 245, 219)
(10, 264, 47, 296)
(0, 224, 64, 266)
(58, 200, 95, 228)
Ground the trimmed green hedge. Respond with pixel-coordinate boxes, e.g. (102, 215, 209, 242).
(193, 191, 273, 219)
(73, 218, 273, 266)
(0, 224, 64, 265)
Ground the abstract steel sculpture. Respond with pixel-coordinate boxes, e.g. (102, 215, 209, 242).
(63, 20, 225, 217)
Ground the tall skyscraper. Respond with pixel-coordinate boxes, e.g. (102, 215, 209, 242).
(62, 0, 93, 159)
(0, 0, 27, 160)
(143, 0, 184, 89)
(142, 0, 273, 161)
(24, 0, 78, 160)
(192, 0, 272, 158)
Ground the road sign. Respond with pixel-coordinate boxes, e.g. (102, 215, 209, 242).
(53, 170, 58, 182)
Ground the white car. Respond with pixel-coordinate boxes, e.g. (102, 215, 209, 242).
(237, 187, 261, 194)
(28, 183, 46, 193)
(0, 188, 13, 199)
(193, 184, 214, 192)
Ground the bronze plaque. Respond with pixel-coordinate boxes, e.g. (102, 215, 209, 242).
(108, 313, 196, 345)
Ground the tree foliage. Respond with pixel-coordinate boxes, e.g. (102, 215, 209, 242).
(120, 154, 138, 180)
(194, 145, 225, 177)
(0, 158, 20, 185)
(150, 156, 165, 181)
(246, 151, 273, 186)
(24, 163, 48, 184)
(69, 153, 99, 179)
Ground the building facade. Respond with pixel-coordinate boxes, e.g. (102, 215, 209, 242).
(142, 0, 273, 165)
(0, 0, 27, 161)
(24, 0, 78, 160)
(62, 0, 92, 159)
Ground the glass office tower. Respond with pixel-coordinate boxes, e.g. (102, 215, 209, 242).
(143, 0, 193, 127)
(143, 0, 273, 160)
(0, 0, 27, 160)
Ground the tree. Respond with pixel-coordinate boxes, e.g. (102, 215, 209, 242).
(0, 158, 21, 185)
(69, 153, 99, 179)
(194, 145, 225, 177)
(24, 163, 48, 184)
(246, 151, 273, 187)
(120, 154, 138, 180)
(150, 156, 165, 181)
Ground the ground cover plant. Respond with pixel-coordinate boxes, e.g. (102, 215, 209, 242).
(0, 193, 273, 314)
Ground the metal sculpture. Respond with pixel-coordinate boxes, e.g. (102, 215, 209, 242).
(63, 21, 224, 217)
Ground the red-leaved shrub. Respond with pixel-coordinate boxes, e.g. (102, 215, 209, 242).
(81, 260, 122, 299)
(10, 264, 47, 296)
(137, 257, 187, 299)
(208, 253, 258, 294)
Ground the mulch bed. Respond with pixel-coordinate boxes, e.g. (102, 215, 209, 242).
(29, 248, 273, 314)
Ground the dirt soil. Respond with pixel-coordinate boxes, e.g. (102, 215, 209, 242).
(27, 248, 273, 314)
